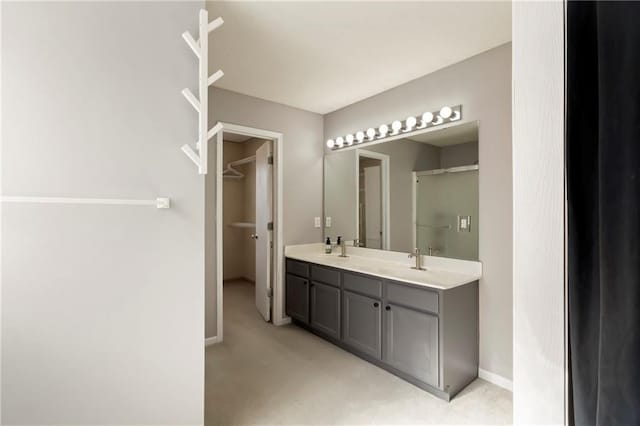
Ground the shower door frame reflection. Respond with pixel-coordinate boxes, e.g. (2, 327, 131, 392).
(411, 165, 479, 261)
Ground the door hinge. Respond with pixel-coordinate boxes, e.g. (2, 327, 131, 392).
(267, 222, 273, 231)
(270, 241, 273, 249)
(267, 155, 274, 165)
(267, 288, 273, 298)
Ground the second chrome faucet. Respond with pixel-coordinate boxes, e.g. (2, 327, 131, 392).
(409, 248, 426, 271)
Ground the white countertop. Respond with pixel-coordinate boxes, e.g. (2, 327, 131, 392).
(285, 243, 482, 291)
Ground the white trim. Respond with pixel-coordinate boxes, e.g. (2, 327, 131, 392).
(412, 171, 417, 249)
(479, 368, 513, 392)
(513, 2, 566, 423)
(216, 122, 288, 333)
(273, 317, 291, 326)
(215, 130, 224, 342)
(355, 149, 390, 250)
(204, 335, 221, 347)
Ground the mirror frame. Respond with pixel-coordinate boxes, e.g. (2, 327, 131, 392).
(323, 119, 481, 258)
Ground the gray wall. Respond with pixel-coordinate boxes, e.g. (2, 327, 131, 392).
(324, 44, 513, 381)
(205, 88, 324, 337)
(1, 2, 205, 424)
(440, 141, 479, 168)
(324, 149, 358, 244)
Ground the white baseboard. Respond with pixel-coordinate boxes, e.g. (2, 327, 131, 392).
(205, 335, 221, 347)
(479, 368, 513, 392)
(273, 316, 291, 326)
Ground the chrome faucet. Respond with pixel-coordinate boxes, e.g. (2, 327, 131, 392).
(408, 248, 426, 271)
(339, 239, 348, 257)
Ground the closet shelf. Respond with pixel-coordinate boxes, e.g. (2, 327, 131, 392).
(229, 222, 256, 228)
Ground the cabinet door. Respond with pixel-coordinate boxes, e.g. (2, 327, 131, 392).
(384, 303, 439, 387)
(310, 281, 341, 339)
(286, 274, 309, 323)
(343, 291, 382, 359)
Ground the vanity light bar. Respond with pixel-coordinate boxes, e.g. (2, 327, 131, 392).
(326, 105, 462, 149)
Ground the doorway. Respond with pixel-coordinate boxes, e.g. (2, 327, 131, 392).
(211, 123, 285, 344)
(356, 149, 390, 250)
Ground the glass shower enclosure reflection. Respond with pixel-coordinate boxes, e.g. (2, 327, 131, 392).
(415, 167, 479, 261)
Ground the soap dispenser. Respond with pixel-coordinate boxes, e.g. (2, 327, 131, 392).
(325, 237, 332, 254)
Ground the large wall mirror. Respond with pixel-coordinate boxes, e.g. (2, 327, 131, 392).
(324, 121, 479, 261)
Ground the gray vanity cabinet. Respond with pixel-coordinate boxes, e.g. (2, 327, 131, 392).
(285, 259, 310, 323)
(310, 281, 341, 339)
(286, 274, 309, 323)
(285, 257, 478, 401)
(342, 290, 382, 359)
(384, 303, 439, 387)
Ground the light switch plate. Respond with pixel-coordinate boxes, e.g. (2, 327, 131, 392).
(314, 217, 321, 228)
(458, 215, 471, 232)
(325, 216, 332, 228)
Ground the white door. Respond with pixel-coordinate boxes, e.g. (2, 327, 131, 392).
(254, 141, 273, 321)
(364, 165, 382, 249)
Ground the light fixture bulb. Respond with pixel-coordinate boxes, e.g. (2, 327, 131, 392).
(405, 116, 417, 131)
(336, 137, 344, 147)
(439, 106, 453, 119)
(356, 131, 365, 143)
(366, 128, 376, 140)
(326, 139, 335, 148)
(421, 112, 434, 125)
(391, 120, 402, 134)
(345, 134, 354, 145)
(378, 124, 389, 137)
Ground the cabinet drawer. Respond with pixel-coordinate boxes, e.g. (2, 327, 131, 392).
(343, 272, 382, 299)
(386, 281, 439, 314)
(286, 258, 309, 278)
(311, 264, 340, 287)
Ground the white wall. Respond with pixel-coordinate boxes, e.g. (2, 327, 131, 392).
(324, 43, 513, 383)
(1, 2, 205, 424)
(205, 88, 324, 337)
(513, 2, 565, 423)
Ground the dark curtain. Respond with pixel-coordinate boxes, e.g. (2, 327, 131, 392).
(567, 2, 640, 425)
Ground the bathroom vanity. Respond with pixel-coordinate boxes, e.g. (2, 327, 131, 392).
(285, 244, 480, 401)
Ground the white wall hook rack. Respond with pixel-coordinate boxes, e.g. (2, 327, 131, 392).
(1, 196, 171, 209)
(181, 9, 224, 175)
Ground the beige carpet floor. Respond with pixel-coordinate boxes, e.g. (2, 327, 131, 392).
(205, 280, 512, 425)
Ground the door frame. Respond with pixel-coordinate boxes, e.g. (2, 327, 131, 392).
(213, 122, 286, 344)
(355, 149, 390, 250)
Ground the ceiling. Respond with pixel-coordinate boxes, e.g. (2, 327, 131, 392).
(206, 1, 511, 114)
(407, 121, 478, 147)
